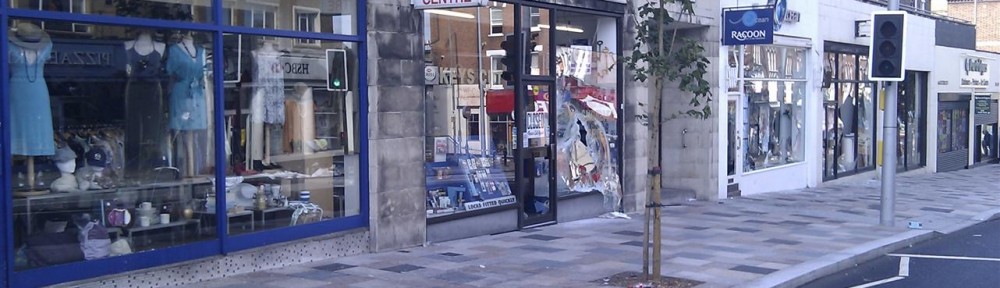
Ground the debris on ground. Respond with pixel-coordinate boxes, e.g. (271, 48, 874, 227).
(592, 271, 703, 288)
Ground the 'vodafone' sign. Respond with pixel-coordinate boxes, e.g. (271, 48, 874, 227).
(413, 0, 487, 9)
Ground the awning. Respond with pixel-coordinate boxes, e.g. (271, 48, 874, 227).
(486, 89, 514, 114)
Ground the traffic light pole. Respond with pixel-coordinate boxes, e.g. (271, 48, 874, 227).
(880, 0, 900, 227)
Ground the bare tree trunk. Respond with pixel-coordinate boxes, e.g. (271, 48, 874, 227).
(649, 0, 665, 282)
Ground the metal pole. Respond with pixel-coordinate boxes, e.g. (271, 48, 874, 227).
(881, 82, 898, 226)
(476, 7, 487, 157)
(881, 0, 900, 227)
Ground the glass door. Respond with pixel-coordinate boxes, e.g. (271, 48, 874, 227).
(726, 94, 743, 196)
(519, 83, 556, 226)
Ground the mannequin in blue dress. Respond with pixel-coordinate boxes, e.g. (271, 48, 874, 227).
(166, 33, 208, 177)
(9, 23, 54, 194)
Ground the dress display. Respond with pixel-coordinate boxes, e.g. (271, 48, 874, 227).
(9, 43, 55, 156)
(253, 48, 285, 124)
(166, 43, 208, 131)
(124, 43, 166, 175)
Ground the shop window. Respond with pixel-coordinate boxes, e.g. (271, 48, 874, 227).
(528, 7, 541, 32)
(467, 113, 481, 139)
(821, 47, 877, 180)
(222, 34, 361, 234)
(898, 71, 927, 170)
(294, 7, 321, 45)
(225, 0, 358, 35)
(490, 56, 504, 89)
(738, 45, 807, 172)
(9, 20, 217, 270)
(423, 3, 517, 218)
(489, 8, 504, 35)
(13, 0, 211, 22)
(523, 7, 550, 76)
(938, 108, 969, 153)
(554, 11, 620, 197)
(247, 3, 277, 29)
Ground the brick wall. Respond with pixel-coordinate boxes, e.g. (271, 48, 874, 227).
(948, 2, 1000, 52)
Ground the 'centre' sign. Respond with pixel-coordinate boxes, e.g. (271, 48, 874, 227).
(413, 0, 487, 9)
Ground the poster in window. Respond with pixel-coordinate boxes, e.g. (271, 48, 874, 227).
(433, 137, 448, 162)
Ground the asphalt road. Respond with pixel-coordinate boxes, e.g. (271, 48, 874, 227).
(801, 219, 1000, 288)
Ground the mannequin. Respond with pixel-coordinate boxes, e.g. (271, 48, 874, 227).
(283, 82, 315, 154)
(50, 147, 78, 193)
(77, 148, 108, 191)
(166, 33, 209, 177)
(124, 30, 167, 178)
(250, 40, 285, 170)
(9, 23, 54, 196)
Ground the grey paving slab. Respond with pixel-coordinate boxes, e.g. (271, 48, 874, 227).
(185, 165, 1000, 288)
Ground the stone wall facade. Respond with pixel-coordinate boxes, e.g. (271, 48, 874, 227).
(367, 0, 429, 252)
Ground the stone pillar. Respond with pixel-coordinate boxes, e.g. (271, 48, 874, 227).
(367, 0, 427, 252)
(622, 8, 650, 213)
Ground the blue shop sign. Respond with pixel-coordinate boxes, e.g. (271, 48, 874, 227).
(722, 7, 774, 46)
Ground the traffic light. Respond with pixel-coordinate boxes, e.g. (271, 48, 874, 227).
(525, 32, 538, 73)
(868, 11, 906, 81)
(500, 34, 516, 83)
(327, 49, 348, 91)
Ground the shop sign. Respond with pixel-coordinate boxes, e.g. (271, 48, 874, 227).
(770, 0, 800, 31)
(456, 84, 482, 106)
(281, 55, 328, 82)
(437, 67, 488, 85)
(975, 95, 992, 115)
(961, 57, 990, 88)
(463, 195, 516, 211)
(412, 0, 487, 10)
(525, 111, 546, 139)
(722, 7, 774, 46)
(424, 65, 439, 85)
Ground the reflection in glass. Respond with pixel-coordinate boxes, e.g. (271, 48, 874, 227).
(523, 6, 550, 76)
(821, 51, 876, 179)
(525, 85, 552, 216)
(938, 110, 952, 153)
(12, 0, 212, 23)
(221, 35, 361, 235)
(977, 124, 998, 162)
(422, 3, 518, 218)
(952, 110, 968, 151)
(10, 20, 215, 270)
(554, 12, 619, 201)
(223, 0, 358, 35)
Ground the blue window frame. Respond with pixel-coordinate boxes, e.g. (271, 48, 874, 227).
(0, 0, 369, 285)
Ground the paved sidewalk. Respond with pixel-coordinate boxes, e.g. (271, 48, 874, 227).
(190, 165, 1000, 288)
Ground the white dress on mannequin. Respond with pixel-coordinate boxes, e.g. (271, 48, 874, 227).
(250, 41, 284, 165)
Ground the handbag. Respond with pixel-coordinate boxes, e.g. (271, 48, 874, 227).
(109, 238, 132, 256)
(106, 208, 132, 227)
(289, 202, 324, 226)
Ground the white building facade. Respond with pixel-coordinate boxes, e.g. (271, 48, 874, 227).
(714, 0, 998, 198)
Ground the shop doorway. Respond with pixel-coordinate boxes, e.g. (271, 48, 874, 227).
(726, 94, 743, 197)
(975, 124, 998, 164)
(519, 83, 557, 227)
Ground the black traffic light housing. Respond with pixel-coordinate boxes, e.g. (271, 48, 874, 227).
(525, 32, 538, 73)
(868, 11, 906, 81)
(327, 49, 349, 91)
(500, 34, 516, 84)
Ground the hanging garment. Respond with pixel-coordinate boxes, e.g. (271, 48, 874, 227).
(166, 44, 208, 131)
(9, 43, 55, 156)
(125, 46, 166, 176)
(252, 50, 285, 124)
